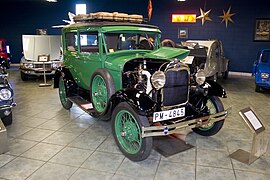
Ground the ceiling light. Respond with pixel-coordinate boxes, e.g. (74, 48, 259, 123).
(46, 0, 57, 2)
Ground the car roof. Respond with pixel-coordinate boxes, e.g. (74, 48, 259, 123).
(63, 21, 159, 30)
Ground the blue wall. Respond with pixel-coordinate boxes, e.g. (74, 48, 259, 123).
(0, 0, 269, 72)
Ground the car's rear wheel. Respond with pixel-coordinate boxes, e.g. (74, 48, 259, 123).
(90, 69, 115, 120)
(2, 113, 12, 126)
(193, 96, 224, 136)
(112, 102, 152, 161)
(59, 76, 73, 109)
(222, 70, 229, 79)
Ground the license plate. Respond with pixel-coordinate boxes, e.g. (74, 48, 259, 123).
(153, 107, 185, 122)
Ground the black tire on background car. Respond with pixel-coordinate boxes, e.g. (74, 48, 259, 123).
(20, 71, 28, 81)
(192, 96, 225, 136)
(255, 85, 261, 92)
(59, 76, 73, 109)
(222, 70, 229, 79)
(112, 102, 153, 161)
(208, 73, 218, 82)
(90, 69, 115, 120)
(222, 61, 229, 79)
(1, 113, 12, 126)
(161, 39, 176, 48)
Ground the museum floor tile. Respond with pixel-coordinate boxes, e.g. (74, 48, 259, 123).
(0, 68, 270, 180)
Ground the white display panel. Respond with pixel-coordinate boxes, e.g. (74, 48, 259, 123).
(244, 111, 262, 130)
(239, 107, 265, 134)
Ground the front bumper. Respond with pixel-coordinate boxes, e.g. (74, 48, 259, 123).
(142, 107, 231, 138)
(0, 102, 16, 118)
(256, 82, 270, 89)
(20, 69, 56, 76)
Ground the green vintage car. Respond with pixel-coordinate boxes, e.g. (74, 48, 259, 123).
(54, 12, 231, 161)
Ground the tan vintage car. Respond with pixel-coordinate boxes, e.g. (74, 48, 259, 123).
(161, 39, 229, 81)
(184, 39, 229, 80)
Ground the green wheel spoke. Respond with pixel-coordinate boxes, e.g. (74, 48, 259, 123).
(59, 78, 67, 104)
(92, 75, 108, 113)
(198, 98, 217, 131)
(115, 110, 142, 154)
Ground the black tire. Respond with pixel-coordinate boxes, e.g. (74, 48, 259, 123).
(208, 73, 218, 82)
(139, 39, 154, 50)
(193, 96, 224, 136)
(161, 39, 176, 48)
(58, 76, 73, 109)
(112, 102, 152, 161)
(2, 113, 12, 126)
(222, 70, 229, 79)
(255, 85, 261, 92)
(90, 69, 115, 120)
(21, 71, 28, 81)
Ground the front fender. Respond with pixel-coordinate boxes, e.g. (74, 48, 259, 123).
(206, 80, 226, 98)
(110, 88, 156, 116)
(53, 66, 74, 88)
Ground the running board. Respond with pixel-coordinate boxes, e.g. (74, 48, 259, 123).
(142, 107, 232, 138)
(68, 96, 95, 115)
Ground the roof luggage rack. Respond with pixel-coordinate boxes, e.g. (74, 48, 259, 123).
(73, 12, 144, 23)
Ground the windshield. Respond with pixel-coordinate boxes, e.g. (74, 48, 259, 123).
(261, 50, 270, 63)
(104, 32, 158, 53)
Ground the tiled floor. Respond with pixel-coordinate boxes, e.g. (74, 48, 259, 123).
(0, 67, 270, 180)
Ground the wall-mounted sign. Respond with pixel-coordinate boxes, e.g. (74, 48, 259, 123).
(178, 28, 188, 39)
(172, 14, 196, 23)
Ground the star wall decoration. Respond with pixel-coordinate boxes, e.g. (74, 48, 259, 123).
(197, 8, 212, 26)
(219, 6, 236, 28)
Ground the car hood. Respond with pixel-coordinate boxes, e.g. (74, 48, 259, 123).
(257, 63, 270, 73)
(104, 47, 190, 71)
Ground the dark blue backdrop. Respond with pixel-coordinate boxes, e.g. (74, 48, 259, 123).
(0, 0, 269, 72)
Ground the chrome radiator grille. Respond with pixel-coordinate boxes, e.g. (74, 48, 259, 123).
(34, 64, 52, 69)
(162, 69, 189, 107)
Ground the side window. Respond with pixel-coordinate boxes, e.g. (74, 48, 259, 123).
(79, 32, 99, 53)
(65, 32, 78, 52)
(261, 51, 270, 62)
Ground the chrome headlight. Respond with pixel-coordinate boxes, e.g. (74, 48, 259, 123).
(261, 73, 269, 79)
(24, 63, 33, 69)
(151, 71, 166, 90)
(195, 69, 206, 85)
(0, 88, 12, 100)
(52, 62, 58, 68)
(52, 62, 62, 68)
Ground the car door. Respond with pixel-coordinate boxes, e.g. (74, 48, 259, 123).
(63, 31, 81, 83)
(76, 31, 103, 90)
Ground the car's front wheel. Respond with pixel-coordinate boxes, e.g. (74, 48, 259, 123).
(112, 102, 152, 161)
(20, 71, 28, 81)
(59, 76, 73, 109)
(1, 113, 12, 126)
(255, 85, 261, 92)
(192, 96, 224, 136)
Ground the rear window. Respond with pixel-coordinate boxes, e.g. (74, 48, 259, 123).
(261, 50, 270, 62)
(65, 32, 78, 52)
